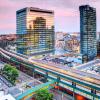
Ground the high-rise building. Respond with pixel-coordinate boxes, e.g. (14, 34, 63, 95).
(79, 5, 97, 62)
(97, 32, 100, 57)
(16, 7, 54, 55)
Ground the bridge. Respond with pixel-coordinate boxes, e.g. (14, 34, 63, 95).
(16, 80, 56, 100)
(0, 48, 100, 100)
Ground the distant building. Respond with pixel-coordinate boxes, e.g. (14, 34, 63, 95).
(0, 34, 17, 41)
(97, 32, 100, 40)
(55, 32, 66, 49)
(16, 7, 55, 55)
(68, 32, 80, 38)
(0, 34, 17, 49)
(55, 32, 80, 53)
(64, 34, 80, 53)
(79, 5, 97, 63)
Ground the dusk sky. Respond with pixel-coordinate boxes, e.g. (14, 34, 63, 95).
(0, 0, 100, 34)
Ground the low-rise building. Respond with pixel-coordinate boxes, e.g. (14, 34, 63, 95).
(0, 91, 15, 100)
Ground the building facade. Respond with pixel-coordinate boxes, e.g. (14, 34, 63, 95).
(97, 32, 100, 56)
(64, 34, 80, 53)
(79, 5, 97, 62)
(0, 34, 17, 49)
(16, 7, 54, 55)
(55, 32, 66, 49)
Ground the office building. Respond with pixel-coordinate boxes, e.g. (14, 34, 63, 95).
(79, 5, 97, 62)
(16, 7, 54, 55)
(97, 40, 100, 56)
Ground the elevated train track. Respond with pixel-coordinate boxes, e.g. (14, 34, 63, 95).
(0, 48, 100, 100)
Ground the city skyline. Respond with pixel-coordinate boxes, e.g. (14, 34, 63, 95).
(0, 0, 100, 34)
(0, 1, 100, 99)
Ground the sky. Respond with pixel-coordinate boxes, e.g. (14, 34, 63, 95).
(0, 0, 100, 34)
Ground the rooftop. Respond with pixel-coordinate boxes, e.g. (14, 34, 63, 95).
(17, 7, 54, 14)
(75, 59, 100, 76)
(0, 92, 15, 100)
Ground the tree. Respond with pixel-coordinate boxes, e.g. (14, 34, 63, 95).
(35, 89, 53, 100)
(2, 64, 19, 84)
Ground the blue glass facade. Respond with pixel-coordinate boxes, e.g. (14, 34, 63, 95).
(79, 5, 97, 62)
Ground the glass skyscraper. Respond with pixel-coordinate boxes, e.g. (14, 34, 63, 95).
(16, 7, 54, 55)
(79, 5, 97, 62)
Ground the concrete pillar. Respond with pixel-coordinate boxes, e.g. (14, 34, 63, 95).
(72, 82, 76, 100)
(44, 72, 48, 82)
(91, 89, 96, 100)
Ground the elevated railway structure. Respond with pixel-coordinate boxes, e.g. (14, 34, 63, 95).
(16, 80, 56, 100)
(0, 48, 100, 100)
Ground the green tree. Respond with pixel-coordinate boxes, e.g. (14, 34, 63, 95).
(35, 89, 53, 100)
(2, 64, 19, 84)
